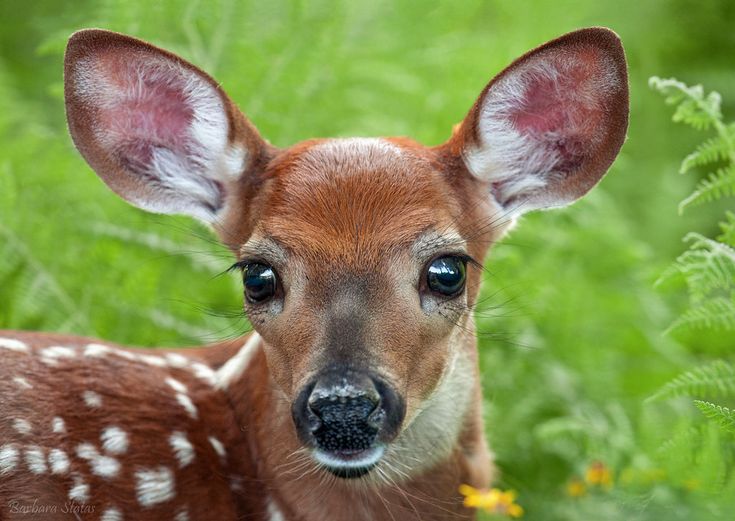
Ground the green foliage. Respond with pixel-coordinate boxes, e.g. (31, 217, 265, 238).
(652, 79, 735, 339)
(1, 1, 734, 520)
(695, 401, 735, 435)
(719, 211, 735, 246)
(648, 361, 735, 401)
(647, 76, 735, 510)
(650, 77, 735, 214)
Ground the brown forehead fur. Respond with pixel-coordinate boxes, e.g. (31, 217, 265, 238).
(221, 137, 501, 272)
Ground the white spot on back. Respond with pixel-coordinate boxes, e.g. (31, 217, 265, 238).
(25, 446, 47, 474)
(208, 436, 226, 461)
(100, 507, 124, 521)
(169, 431, 195, 468)
(13, 376, 32, 389)
(135, 466, 176, 506)
(174, 508, 190, 521)
(49, 448, 71, 475)
(76, 442, 121, 478)
(84, 343, 112, 358)
(83, 390, 103, 408)
(12, 418, 32, 435)
(111, 348, 139, 362)
(175, 393, 198, 420)
(52, 416, 67, 433)
(0, 337, 29, 353)
(140, 354, 167, 367)
(101, 426, 129, 455)
(165, 353, 189, 368)
(215, 333, 261, 390)
(165, 377, 188, 394)
(40, 345, 77, 359)
(0, 444, 19, 475)
(69, 472, 90, 503)
(189, 362, 217, 387)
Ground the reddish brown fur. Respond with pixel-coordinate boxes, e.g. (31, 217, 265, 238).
(0, 27, 628, 521)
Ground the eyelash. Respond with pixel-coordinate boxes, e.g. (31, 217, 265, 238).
(445, 253, 482, 270)
(228, 259, 264, 272)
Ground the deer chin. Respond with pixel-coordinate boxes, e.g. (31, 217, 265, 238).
(312, 444, 386, 479)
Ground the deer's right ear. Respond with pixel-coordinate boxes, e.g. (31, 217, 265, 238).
(64, 29, 269, 224)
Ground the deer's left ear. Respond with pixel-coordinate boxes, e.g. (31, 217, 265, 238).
(444, 27, 629, 215)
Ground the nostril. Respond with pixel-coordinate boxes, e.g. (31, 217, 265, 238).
(366, 406, 386, 430)
(306, 408, 322, 433)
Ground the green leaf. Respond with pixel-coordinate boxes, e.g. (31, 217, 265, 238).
(648, 360, 735, 401)
(663, 233, 735, 301)
(680, 127, 735, 173)
(667, 297, 735, 333)
(718, 212, 735, 247)
(649, 77, 723, 131)
(679, 165, 735, 212)
(694, 400, 735, 435)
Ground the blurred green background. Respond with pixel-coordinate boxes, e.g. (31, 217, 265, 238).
(1, 0, 733, 519)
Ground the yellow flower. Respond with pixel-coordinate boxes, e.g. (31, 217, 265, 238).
(566, 477, 587, 497)
(585, 461, 613, 489)
(459, 484, 524, 518)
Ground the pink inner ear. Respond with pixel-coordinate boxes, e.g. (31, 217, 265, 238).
(95, 53, 195, 172)
(508, 48, 610, 173)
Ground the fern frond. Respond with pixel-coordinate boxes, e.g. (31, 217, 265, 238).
(680, 127, 735, 173)
(694, 401, 735, 435)
(649, 77, 723, 131)
(679, 165, 735, 212)
(667, 297, 735, 333)
(718, 211, 735, 247)
(648, 361, 735, 402)
(665, 233, 735, 301)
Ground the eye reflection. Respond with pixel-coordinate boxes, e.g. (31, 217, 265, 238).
(243, 263, 277, 303)
(426, 256, 467, 297)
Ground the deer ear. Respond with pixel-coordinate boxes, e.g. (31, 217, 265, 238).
(64, 29, 268, 224)
(445, 27, 628, 215)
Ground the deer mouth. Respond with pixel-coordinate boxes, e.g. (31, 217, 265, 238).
(312, 445, 385, 478)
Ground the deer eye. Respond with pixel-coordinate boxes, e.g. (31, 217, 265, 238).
(243, 263, 277, 303)
(426, 256, 467, 297)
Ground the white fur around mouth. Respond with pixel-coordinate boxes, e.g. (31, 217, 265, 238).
(312, 445, 385, 470)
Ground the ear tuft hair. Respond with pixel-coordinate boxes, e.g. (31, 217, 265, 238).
(64, 29, 264, 223)
(448, 28, 629, 215)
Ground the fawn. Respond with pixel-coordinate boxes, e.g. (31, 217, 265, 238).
(0, 27, 628, 520)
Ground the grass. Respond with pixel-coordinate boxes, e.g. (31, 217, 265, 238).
(1, 0, 734, 519)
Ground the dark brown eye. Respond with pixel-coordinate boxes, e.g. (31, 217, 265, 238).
(426, 256, 467, 297)
(243, 263, 277, 303)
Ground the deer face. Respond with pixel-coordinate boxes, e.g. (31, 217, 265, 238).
(232, 138, 498, 476)
(64, 29, 627, 478)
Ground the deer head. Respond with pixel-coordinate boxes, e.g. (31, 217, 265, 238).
(63, 27, 628, 480)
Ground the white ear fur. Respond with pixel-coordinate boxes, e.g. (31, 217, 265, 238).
(461, 30, 628, 215)
(65, 31, 253, 224)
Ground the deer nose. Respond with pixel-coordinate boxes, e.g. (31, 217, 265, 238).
(305, 370, 384, 453)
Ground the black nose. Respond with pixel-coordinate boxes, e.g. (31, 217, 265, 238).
(291, 368, 405, 459)
(307, 371, 383, 453)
